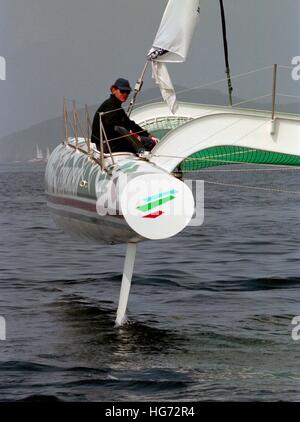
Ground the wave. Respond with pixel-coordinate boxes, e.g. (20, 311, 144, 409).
(209, 276, 300, 292)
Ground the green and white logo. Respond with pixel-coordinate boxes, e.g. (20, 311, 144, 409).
(136, 189, 178, 219)
(121, 173, 195, 240)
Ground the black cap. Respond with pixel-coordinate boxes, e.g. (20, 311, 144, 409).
(114, 78, 132, 92)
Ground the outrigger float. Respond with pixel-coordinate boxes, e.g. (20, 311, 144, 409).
(45, 1, 300, 326)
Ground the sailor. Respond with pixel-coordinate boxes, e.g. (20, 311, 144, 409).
(91, 78, 159, 153)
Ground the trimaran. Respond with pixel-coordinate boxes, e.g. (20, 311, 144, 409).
(45, 0, 300, 326)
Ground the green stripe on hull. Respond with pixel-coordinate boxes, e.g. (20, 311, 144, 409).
(180, 146, 300, 172)
(137, 195, 176, 212)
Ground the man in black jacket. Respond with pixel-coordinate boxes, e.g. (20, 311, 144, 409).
(91, 78, 158, 153)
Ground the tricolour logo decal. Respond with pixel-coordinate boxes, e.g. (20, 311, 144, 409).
(120, 173, 195, 240)
(136, 189, 178, 219)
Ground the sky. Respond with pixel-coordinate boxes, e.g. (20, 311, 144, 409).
(0, 0, 299, 138)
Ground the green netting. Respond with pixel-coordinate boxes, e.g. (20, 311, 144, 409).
(141, 116, 192, 140)
(180, 145, 300, 172)
(150, 128, 171, 139)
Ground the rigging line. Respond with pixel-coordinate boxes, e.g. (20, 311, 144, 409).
(76, 117, 272, 162)
(185, 149, 260, 163)
(64, 112, 154, 145)
(80, 65, 275, 117)
(69, 116, 241, 147)
(183, 166, 300, 173)
(64, 104, 298, 153)
(159, 117, 246, 153)
(152, 120, 271, 164)
(277, 93, 300, 100)
(134, 65, 274, 109)
(64, 65, 274, 117)
(86, 111, 242, 145)
(278, 64, 295, 70)
(203, 180, 300, 195)
(155, 151, 260, 165)
(210, 119, 271, 150)
(85, 126, 153, 145)
(156, 148, 298, 168)
(156, 154, 268, 167)
(233, 93, 272, 107)
(64, 102, 179, 147)
(67, 63, 285, 119)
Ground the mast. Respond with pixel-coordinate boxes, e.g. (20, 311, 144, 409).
(219, 0, 233, 106)
(127, 61, 149, 116)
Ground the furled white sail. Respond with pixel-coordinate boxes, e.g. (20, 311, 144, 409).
(148, 0, 200, 113)
(151, 62, 178, 114)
